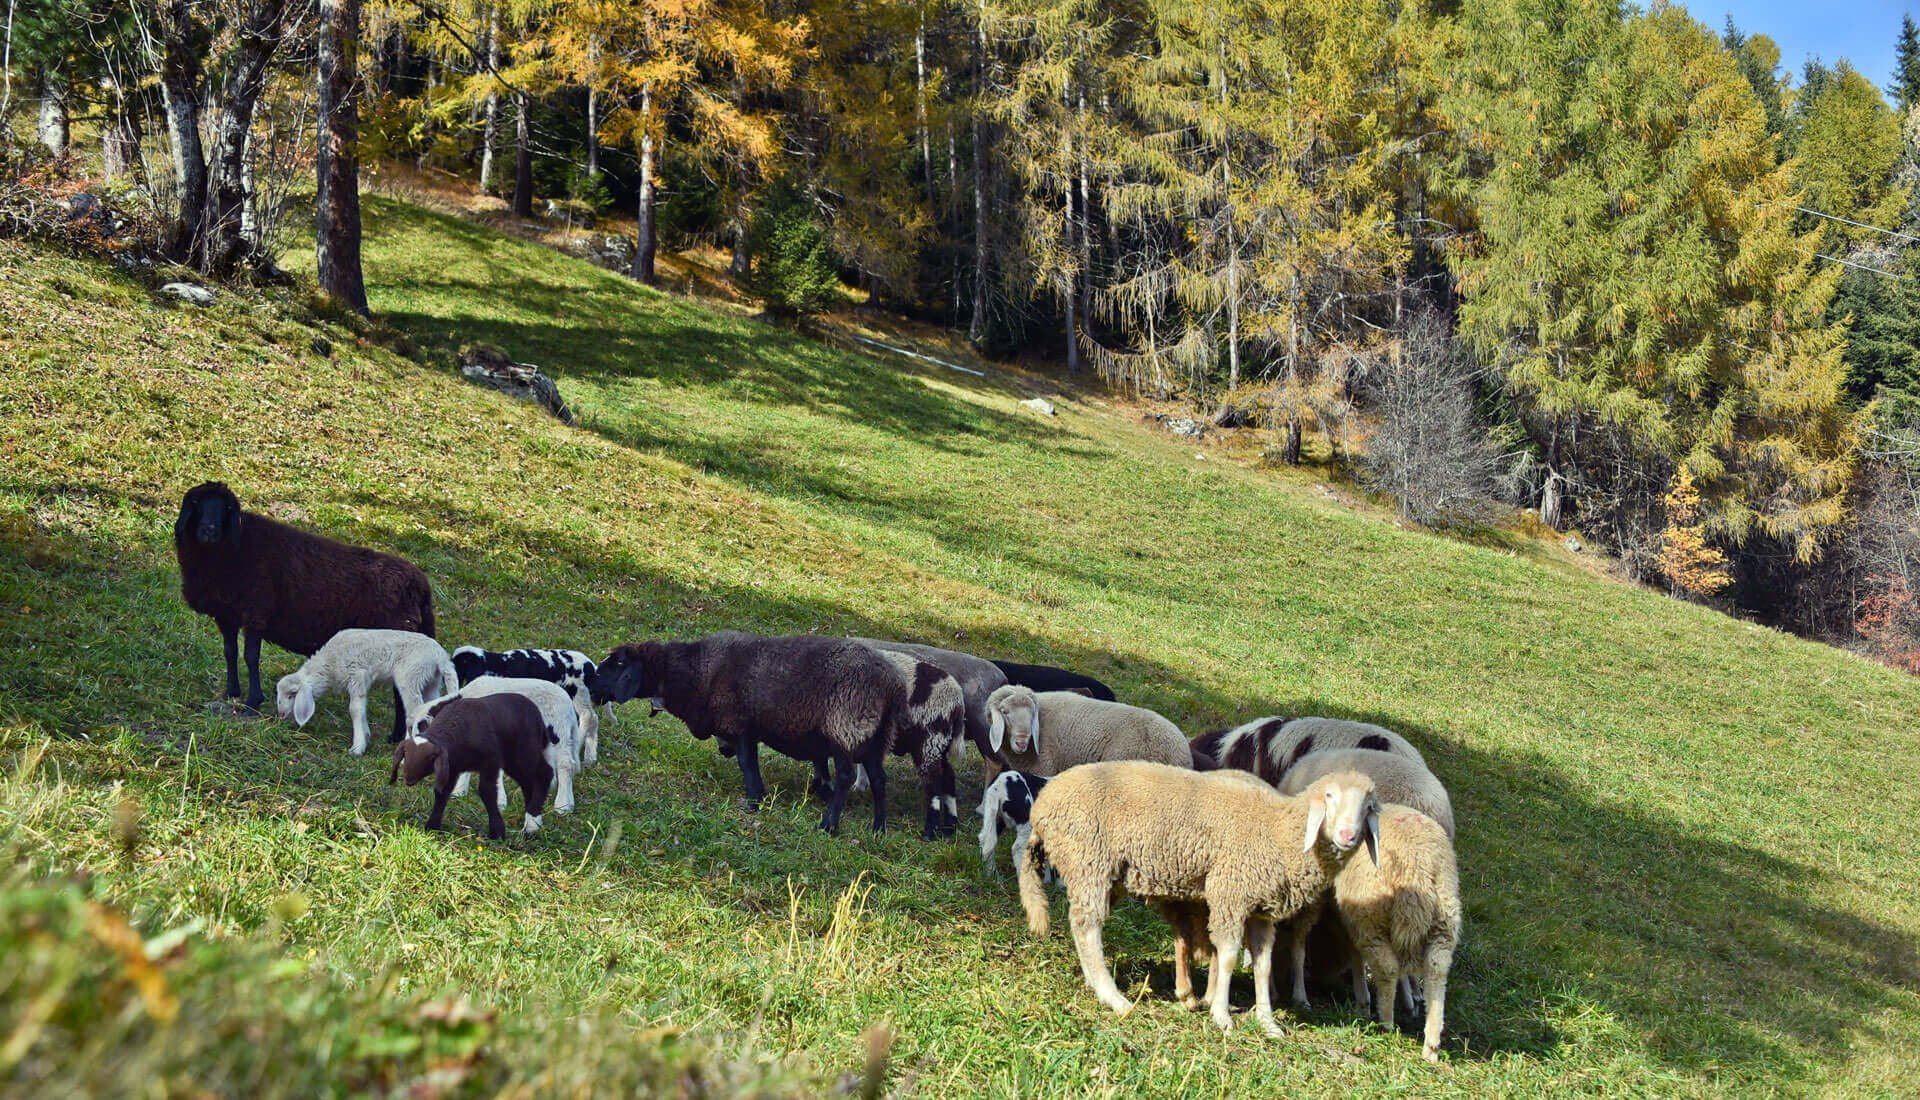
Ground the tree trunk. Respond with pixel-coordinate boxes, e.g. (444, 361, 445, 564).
(729, 202, 751, 281)
(206, 0, 289, 276)
(510, 92, 533, 216)
(630, 85, 657, 285)
(316, 0, 369, 314)
(36, 71, 68, 155)
(1076, 81, 1093, 348)
(916, 9, 933, 204)
(157, 0, 208, 263)
(1061, 78, 1079, 374)
(586, 87, 600, 177)
(478, 6, 499, 194)
(102, 82, 141, 180)
(968, 0, 989, 346)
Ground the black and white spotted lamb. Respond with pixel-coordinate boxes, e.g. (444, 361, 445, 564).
(452, 645, 604, 761)
(173, 481, 435, 743)
(976, 769, 1051, 877)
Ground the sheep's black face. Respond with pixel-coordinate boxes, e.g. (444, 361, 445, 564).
(590, 645, 659, 705)
(177, 482, 241, 547)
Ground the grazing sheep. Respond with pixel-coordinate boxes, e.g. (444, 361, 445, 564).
(986, 685, 1190, 776)
(990, 659, 1117, 701)
(976, 769, 1050, 877)
(873, 651, 969, 839)
(414, 677, 586, 814)
(591, 633, 908, 834)
(274, 629, 457, 755)
(1019, 761, 1381, 1034)
(1316, 805, 1461, 1062)
(1190, 716, 1425, 786)
(857, 639, 1010, 768)
(389, 693, 557, 839)
(451, 645, 603, 764)
(1273, 748, 1454, 1024)
(173, 482, 435, 745)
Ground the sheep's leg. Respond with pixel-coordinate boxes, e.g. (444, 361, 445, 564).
(220, 622, 242, 699)
(807, 757, 833, 803)
(1288, 909, 1317, 1010)
(1420, 944, 1452, 1062)
(348, 688, 371, 755)
(862, 745, 888, 833)
(1361, 943, 1399, 1029)
(479, 769, 507, 840)
(1400, 975, 1419, 1016)
(919, 752, 944, 841)
(978, 812, 1002, 873)
(521, 768, 549, 836)
(820, 751, 854, 834)
(1247, 918, 1284, 1037)
(1351, 947, 1371, 1010)
(736, 737, 767, 811)
(1010, 823, 1031, 876)
(938, 754, 959, 836)
(1205, 911, 1246, 1032)
(241, 628, 264, 712)
(850, 763, 871, 794)
(451, 772, 472, 798)
(1067, 887, 1130, 1015)
(554, 755, 576, 814)
(387, 685, 407, 744)
(425, 782, 452, 831)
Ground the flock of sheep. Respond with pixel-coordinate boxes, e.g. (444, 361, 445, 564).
(173, 480, 1463, 1062)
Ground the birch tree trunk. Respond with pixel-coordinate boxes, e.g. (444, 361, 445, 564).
(206, 0, 289, 276)
(629, 84, 658, 285)
(102, 79, 141, 180)
(478, 6, 499, 194)
(36, 71, 68, 155)
(968, 0, 990, 345)
(316, 0, 369, 313)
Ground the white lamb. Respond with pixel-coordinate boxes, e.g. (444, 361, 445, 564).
(415, 677, 588, 814)
(275, 628, 457, 755)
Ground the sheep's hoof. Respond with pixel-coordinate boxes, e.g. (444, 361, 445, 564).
(1256, 1014, 1285, 1038)
(423, 821, 447, 832)
(1210, 1010, 1234, 1032)
(1422, 1044, 1441, 1064)
(1178, 994, 1206, 1013)
(1291, 995, 1312, 1012)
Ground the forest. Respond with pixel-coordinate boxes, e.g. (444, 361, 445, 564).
(8, 0, 1920, 666)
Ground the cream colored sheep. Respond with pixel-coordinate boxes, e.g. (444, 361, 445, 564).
(985, 685, 1189, 776)
(1321, 804, 1461, 1062)
(1018, 761, 1381, 1035)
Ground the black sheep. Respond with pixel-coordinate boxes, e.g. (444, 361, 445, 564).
(989, 659, 1118, 702)
(591, 632, 907, 835)
(389, 692, 557, 840)
(173, 482, 435, 743)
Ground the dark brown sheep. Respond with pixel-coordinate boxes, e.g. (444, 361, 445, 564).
(590, 632, 907, 835)
(990, 658, 1117, 701)
(389, 692, 556, 840)
(173, 482, 435, 741)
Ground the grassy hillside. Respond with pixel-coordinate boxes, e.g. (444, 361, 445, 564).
(2, 199, 1917, 1096)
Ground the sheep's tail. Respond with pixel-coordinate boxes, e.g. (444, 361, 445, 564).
(437, 655, 459, 700)
(1018, 833, 1051, 938)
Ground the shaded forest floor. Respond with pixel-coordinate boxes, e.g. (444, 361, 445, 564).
(1, 195, 1917, 1095)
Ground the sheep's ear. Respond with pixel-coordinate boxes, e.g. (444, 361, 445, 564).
(1363, 803, 1381, 867)
(388, 743, 406, 785)
(174, 498, 194, 540)
(431, 746, 451, 789)
(292, 683, 316, 727)
(1303, 800, 1327, 854)
(1027, 708, 1041, 752)
(988, 709, 1005, 754)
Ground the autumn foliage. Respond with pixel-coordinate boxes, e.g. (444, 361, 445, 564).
(1656, 467, 1733, 598)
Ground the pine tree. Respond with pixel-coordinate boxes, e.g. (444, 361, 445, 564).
(1893, 15, 1920, 111)
(1657, 467, 1732, 597)
(1789, 61, 1904, 248)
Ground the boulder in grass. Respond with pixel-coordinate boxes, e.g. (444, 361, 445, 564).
(1021, 397, 1057, 417)
(458, 343, 574, 425)
(161, 282, 215, 306)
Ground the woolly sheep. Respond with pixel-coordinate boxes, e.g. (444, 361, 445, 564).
(985, 685, 1190, 776)
(989, 659, 1117, 701)
(174, 482, 435, 741)
(858, 639, 1010, 767)
(1191, 716, 1425, 786)
(274, 628, 457, 755)
(1307, 805, 1461, 1061)
(976, 769, 1050, 877)
(452, 645, 612, 751)
(415, 677, 587, 814)
(389, 693, 559, 839)
(1019, 761, 1381, 1034)
(873, 650, 969, 839)
(590, 633, 909, 834)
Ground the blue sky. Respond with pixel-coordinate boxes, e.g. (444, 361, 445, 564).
(1706, 1, 1911, 91)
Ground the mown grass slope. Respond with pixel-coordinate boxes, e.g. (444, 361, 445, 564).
(2, 198, 1918, 1096)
